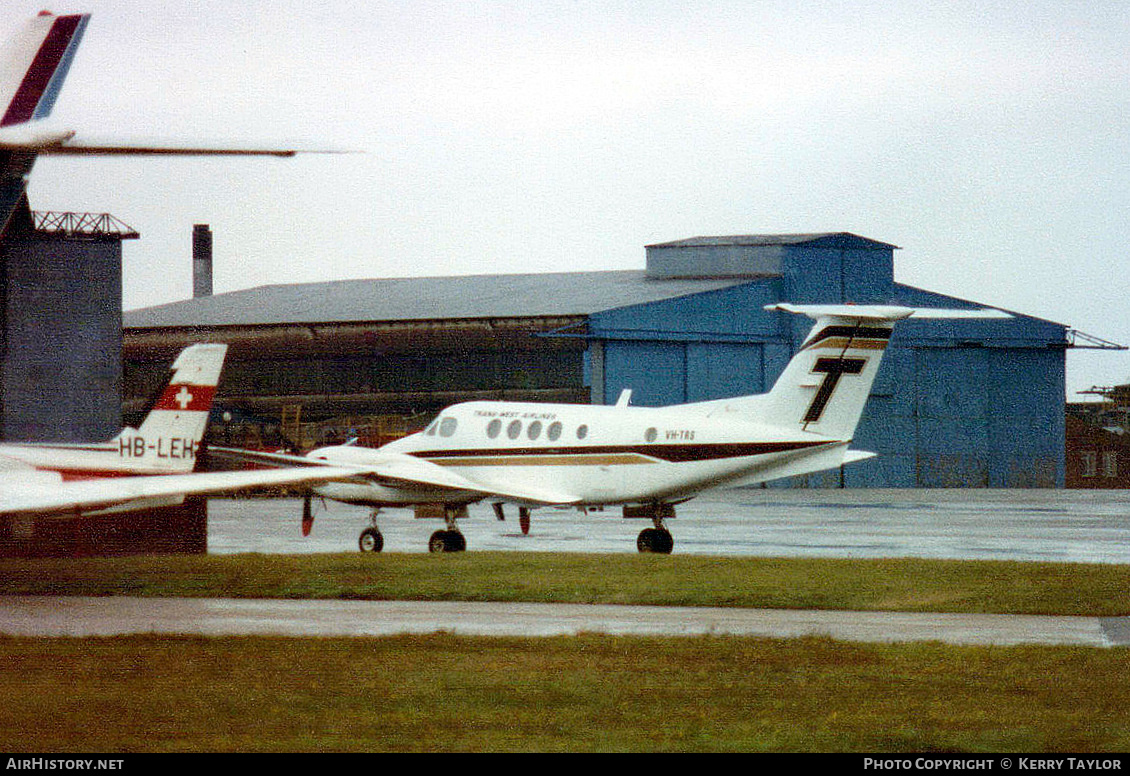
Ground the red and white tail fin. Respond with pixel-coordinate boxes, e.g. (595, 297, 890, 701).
(114, 344, 228, 474)
(0, 12, 88, 132)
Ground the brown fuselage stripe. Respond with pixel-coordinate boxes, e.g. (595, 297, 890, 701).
(414, 440, 832, 466)
(430, 453, 656, 467)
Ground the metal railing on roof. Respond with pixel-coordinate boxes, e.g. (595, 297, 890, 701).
(31, 210, 140, 240)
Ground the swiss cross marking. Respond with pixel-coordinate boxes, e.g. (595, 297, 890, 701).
(803, 357, 867, 423)
(174, 386, 194, 409)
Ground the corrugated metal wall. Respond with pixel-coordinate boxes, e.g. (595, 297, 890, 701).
(0, 233, 123, 442)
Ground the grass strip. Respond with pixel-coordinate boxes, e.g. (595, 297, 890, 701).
(0, 633, 1126, 752)
(0, 552, 1127, 616)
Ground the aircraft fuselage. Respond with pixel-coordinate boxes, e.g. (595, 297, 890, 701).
(310, 399, 843, 507)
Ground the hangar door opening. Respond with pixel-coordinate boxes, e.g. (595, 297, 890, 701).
(914, 348, 991, 487)
(912, 347, 1062, 488)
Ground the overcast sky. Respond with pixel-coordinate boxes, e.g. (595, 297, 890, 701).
(9, 0, 1130, 398)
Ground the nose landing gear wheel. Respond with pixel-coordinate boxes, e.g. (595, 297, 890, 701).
(429, 529, 467, 553)
(358, 526, 384, 553)
(637, 527, 674, 554)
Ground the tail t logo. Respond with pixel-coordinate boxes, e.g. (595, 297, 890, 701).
(803, 357, 867, 424)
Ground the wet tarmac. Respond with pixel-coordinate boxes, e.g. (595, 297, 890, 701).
(207, 488, 1130, 564)
(5, 489, 1128, 646)
(1, 596, 1126, 647)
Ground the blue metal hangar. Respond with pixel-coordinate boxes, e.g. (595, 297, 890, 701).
(122, 232, 1071, 488)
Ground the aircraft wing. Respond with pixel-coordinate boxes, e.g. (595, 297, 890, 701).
(207, 446, 325, 468)
(0, 466, 363, 518)
(0, 126, 347, 156)
(36, 133, 350, 157)
(208, 446, 582, 506)
(0, 13, 352, 158)
(357, 451, 582, 506)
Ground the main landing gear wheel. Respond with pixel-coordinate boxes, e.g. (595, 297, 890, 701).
(358, 526, 384, 553)
(637, 527, 674, 555)
(429, 529, 467, 553)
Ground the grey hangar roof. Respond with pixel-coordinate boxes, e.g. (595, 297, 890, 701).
(124, 232, 903, 330)
(122, 269, 760, 329)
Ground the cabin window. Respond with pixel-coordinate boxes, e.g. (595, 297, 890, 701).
(645, 427, 657, 443)
(486, 419, 502, 439)
(576, 424, 589, 440)
(439, 417, 458, 437)
(527, 421, 543, 440)
(547, 421, 562, 441)
(507, 420, 522, 440)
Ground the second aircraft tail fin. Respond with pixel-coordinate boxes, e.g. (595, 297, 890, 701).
(115, 344, 228, 474)
(0, 12, 88, 131)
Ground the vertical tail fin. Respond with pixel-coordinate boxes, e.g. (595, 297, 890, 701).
(760, 304, 1011, 441)
(116, 344, 228, 474)
(0, 13, 89, 235)
(762, 305, 908, 440)
(0, 12, 89, 128)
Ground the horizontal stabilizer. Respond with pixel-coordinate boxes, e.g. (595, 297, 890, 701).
(725, 443, 874, 488)
(704, 303, 1014, 440)
(0, 13, 352, 158)
(765, 303, 1012, 321)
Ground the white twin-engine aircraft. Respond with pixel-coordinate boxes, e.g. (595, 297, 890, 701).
(0, 344, 355, 519)
(226, 303, 1010, 554)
